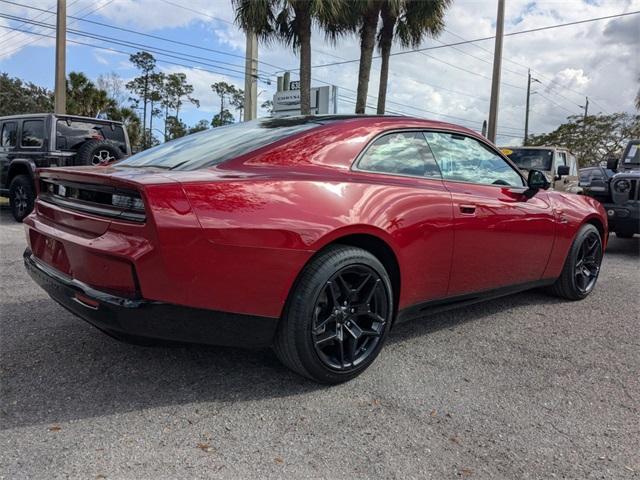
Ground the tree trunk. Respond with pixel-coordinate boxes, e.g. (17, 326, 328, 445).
(356, 5, 380, 114)
(149, 99, 154, 143)
(164, 104, 168, 142)
(142, 74, 148, 148)
(295, 3, 312, 115)
(377, 5, 395, 114)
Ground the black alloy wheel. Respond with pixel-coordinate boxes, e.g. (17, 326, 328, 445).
(311, 265, 389, 371)
(573, 230, 602, 295)
(273, 245, 394, 384)
(551, 224, 603, 300)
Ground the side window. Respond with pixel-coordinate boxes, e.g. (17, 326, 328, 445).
(556, 152, 567, 166)
(21, 120, 45, 148)
(357, 131, 441, 178)
(424, 132, 524, 187)
(1, 122, 17, 147)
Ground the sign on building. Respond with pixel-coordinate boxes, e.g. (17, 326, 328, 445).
(272, 85, 338, 117)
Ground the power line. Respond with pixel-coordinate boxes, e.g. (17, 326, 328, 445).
(294, 10, 640, 71)
(0, 0, 287, 73)
(0, 13, 275, 82)
(0, 0, 81, 47)
(1, 0, 115, 56)
(416, 50, 526, 90)
(0, 24, 254, 83)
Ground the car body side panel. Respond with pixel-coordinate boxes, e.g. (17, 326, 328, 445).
(444, 182, 557, 295)
(183, 173, 454, 313)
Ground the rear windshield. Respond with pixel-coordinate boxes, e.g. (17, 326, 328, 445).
(56, 119, 126, 152)
(622, 141, 639, 165)
(504, 148, 553, 171)
(118, 117, 321, 170)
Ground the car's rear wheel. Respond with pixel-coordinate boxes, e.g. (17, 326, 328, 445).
(615, 230, 635, 239)
(550, 224, 603, 300)
(9, 174, 35, 222)
(274, 245, 393, 384)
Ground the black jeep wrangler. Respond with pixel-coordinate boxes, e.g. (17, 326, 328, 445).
(0, 113, 131, 221)
(579, 139, 639, 238)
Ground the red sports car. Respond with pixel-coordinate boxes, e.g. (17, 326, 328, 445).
(24, 116, 607, 383)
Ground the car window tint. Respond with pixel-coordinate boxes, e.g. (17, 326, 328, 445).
(21, 120, 45, 148)
(118, 118, 319, 170)
(357, 131, 441, 178)
(56, 120, 126, 152)
(425, 132, 524, 187)
(1, 122, 17, 147)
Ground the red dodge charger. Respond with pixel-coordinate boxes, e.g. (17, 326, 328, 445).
(24, 115, 607, 383)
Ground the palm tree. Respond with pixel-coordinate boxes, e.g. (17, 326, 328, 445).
(350, 1, 382, 114)
(233, 0, 345, 115)
(376, 0, 451, 114)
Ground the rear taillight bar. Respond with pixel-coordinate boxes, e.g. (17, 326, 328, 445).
(39, 179, 146, 222)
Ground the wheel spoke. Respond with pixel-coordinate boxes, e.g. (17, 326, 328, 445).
(364, 278, 381, 304)
(344, 319, 363, 340)
(315, 330, 338, 346)
(347, 336, 357, 366)
(313, 313, 336, 334)
(327, 280, 341, 308)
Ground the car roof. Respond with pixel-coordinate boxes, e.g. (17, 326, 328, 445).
(280, 114, 479, 135)
(0, 113, 123, 125)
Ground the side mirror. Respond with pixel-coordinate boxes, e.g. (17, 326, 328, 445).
(606, 157, 619, 171)
(557, 165, 570, 177)
(526, 169, 550, 196)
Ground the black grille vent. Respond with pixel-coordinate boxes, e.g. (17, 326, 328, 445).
(39, 179, 146, 222)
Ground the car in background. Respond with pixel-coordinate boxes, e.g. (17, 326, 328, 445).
(580, 140, 639, 238)
(23, 115, 607, 383)
(501, 146, 581, 193)
(0, 113, 131, 221)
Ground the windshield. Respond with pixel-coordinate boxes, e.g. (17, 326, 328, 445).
(118, 117, 321, 170)
(504, 148, 554, 171)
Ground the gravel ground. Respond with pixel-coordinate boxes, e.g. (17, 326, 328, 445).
(1, 207, 639, 480)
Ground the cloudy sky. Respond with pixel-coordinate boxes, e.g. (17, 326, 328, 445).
(0, 0, 638, 144)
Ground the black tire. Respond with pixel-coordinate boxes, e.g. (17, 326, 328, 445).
(9, 174, 35, 222)
(76, 140, 123, 166)
(550, 224, 603, 300)
(273, 245, 394, 384)
(615, 231, 635, 239)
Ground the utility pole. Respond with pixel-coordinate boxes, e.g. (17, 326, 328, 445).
(582, 96, 589, 123)
(524, 70, 531, 145)
(54, 0, 66, 114)
(243, 30, 258, 121)
(487, 0, 505, 143)
(524, 69, 540, 145)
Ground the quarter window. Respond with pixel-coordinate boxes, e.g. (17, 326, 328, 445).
(21, 120, 45, 148)
(1, 122, 17, 147)
(357, 131, 441, 178)
(424, 132, 524, 186)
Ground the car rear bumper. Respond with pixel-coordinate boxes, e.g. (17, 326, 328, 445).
(24, 248, 278, 348)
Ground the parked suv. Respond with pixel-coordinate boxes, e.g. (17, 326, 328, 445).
(0, 113, 131, 221)
(501, 146, 581, 193)
(579, 140, 639, 238)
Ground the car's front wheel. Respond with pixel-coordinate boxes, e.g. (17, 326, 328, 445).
(274, 245, 394, 384)
(550, 224, 603, 300)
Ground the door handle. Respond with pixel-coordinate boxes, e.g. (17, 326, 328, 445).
(459, 204, 476, 215)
